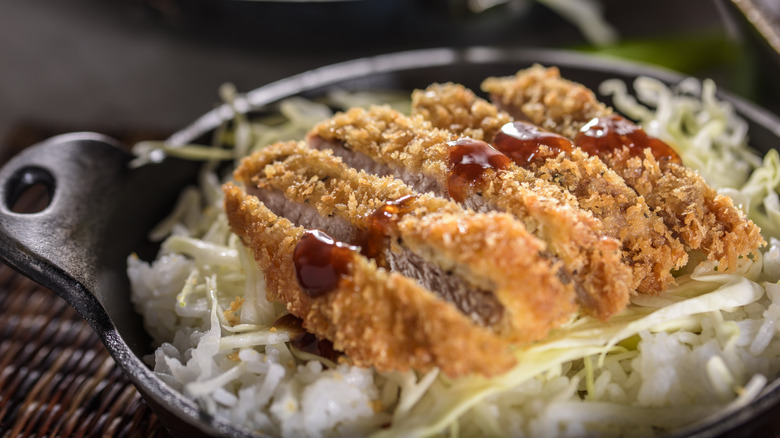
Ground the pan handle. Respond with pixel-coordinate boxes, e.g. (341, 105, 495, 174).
(0, 134, 229, 436)
(0, 133, 133, 326)
(0, 132, 201, 352)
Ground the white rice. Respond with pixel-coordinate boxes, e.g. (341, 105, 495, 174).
(128, 81, 780, 437)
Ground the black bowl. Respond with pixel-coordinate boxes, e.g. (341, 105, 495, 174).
(1, 47, 779, 437)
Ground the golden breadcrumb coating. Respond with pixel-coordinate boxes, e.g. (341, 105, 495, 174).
(234, 141, 577, 341)
(535, 149, 688, 292)
(412, 82, 689, 293)
(235, 140, 451, 220)
(411, 82, 512, 141)
(483, 65, 765, 271)
(309, 105, 452, 183)
(396, 210, 577, 340)
(310, 106, 632, 319)
(609, 148, 765, 270)
(482, 64, 612, 139)
(224, 182, 517, 377)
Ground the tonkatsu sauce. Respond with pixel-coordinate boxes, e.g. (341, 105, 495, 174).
(360, 195, 419, 261)
(575, 114, 681, 164)
(272, 313, 341, 362)
(492, 121, 574, 168)
(293, 229, 358, 298)
(447, 138, 512, 202)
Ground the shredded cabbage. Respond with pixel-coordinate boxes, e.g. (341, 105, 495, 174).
(722, 150, 780, 239)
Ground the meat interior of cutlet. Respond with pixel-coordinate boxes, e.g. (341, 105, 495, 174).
(309, 135, 502, 218)
(245, 183, 505, 329)
(309, 136, 447, 198)
(247, 186, 356, 243)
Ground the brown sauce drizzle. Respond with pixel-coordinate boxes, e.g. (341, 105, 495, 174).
(574, 114, 681, 164)
(359, 195, 419, 261)
(293, 229, 359, 298)
(273, 313, 341, 362)
(492, 121, 575, 168)
(447, 138, 512, 202)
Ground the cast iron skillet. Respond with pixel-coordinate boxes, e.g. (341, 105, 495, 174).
(1, 47, 780, 437)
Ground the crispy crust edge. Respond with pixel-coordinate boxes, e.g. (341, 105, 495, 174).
(223, 181, 518, 377)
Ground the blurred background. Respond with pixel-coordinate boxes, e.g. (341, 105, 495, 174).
(1, 0, 779, 161)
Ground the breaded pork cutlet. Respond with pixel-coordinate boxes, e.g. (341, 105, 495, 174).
(411, 82, 688, 294)
(233, 141, 577, 342)
(483, 65, 764, 271)
(308, 106, 632, 320)
(224, 183, 516, 377)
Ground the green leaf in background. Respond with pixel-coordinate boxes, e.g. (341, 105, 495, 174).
(576, 33, 739, 74)
(575, 33, 758, 100)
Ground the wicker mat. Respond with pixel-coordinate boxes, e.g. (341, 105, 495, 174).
(0, 264, 172, 437)
(0, 123, 174, 437)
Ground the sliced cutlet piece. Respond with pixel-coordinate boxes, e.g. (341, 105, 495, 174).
(233, 141, 577, 342)
(307, 106, 632, 320)
(483, 65, 764, 270)
(411, 82, 513, 141)
(223, 182, 517, 377)
(412, 82, 688, 294)
(482, 64, 612, 140)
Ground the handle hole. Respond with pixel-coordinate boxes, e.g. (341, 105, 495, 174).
(5, 167, 55, 214)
